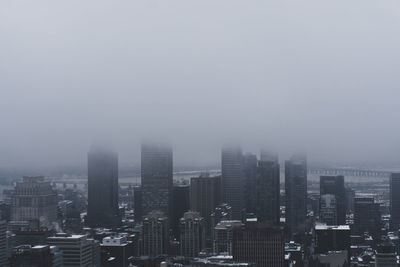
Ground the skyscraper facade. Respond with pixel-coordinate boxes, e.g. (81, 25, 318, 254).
(171, 184, 190, 240)
(179, 211, 206, 258)
(141, 143, 173, 217)
(11, 176, 57, 226)
(221, 147, 244, 220)
(141, 211, 169, 258)
(232, 222, 285, 267)
(190, 174, 221, 241)
(256, 159, 280, 224)
(390, 173, 400, 230)
(285, 155, 307, 238)
(87, 146, 120, 228)
(243, 153, 257, 215)
(320, 175, 346, 225)
(353, 197, 381, 240)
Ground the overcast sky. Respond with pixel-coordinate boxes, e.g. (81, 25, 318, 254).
(1, 0, 400, 169)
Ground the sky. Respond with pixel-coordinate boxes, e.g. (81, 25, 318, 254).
(1, 0, 400, 169)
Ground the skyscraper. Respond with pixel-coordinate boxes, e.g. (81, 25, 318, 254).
(285, 154, 307, 238)
(190, 174, 221, 241)
(0, 219, 6, 267)
(256, 159, 280, 224)
(179, 211, 206, 258)
(87, 146, 120, 228)
(243, 153, 257, 215)
(141, 143, 173, 217)
(320, 175, 346, 225)
(353, 197, 381, 240)
(221, 146, 244, 220)
(171, 184, 190, 240)
(11, 176, 57, 227)
(390, 173, 400, 230)
(141, 211, 169, 258)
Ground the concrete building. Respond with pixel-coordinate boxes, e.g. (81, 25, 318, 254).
(47, 234, 99, 267)
(285, 154, 307, 238)
(141, 143, 173, 217)
(180, 211, 206, 258)
(11, 176, 57, 226)
(190, 174, 221, 241)
(141, 211, 168, 258)
(213, 220, 243, 254)
(243, 153, 257, 215)
(320, 175, 346, 225)
(87, 146, 120, 228)
(375, 240, 398, 267)
(101, 235, 134, 267)
(221, 146, 244, 220)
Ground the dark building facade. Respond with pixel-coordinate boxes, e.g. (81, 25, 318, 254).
(87, 146, 120, 228)
(190, 175, 221, 241)
(320, 175, 346, 225)
(133, 186, 142, 222)
(10, 245, 53, 267)
(243, 153, 257, 215)
(232, 222, 285, 267)
(221, 146, 245, 220)
(353, 197, 381, 240)
(141, 143, 173, 217)
(256, 160, 280, 224)
(314, 224, 350, 254)
(390, 173, 400, 230)
(285, 155, 307, 238)
(171, 184, 190, 240)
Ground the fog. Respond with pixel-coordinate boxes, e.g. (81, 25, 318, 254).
(1, 0, 400, 169)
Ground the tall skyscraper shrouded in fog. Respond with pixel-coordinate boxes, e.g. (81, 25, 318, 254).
(320, 175, 346, 225)
(285, 154, 307, 238)
(256, 158, 280, 224)
(87, 146, 120, 228)
(221, 146, 245, 220)
(243, 153, 257, 215)
(390, 173, 400, 230)
(141, 143, 173, 217)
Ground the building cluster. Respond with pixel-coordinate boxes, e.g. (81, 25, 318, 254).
(0, 144, 399, 266)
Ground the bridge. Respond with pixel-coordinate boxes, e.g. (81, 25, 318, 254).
(307, 167, 392, 178)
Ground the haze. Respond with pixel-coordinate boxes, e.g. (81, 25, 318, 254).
(1, 0, 400, 170)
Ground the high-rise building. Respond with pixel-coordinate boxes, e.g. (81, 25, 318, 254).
(375, 240, 398, 267)
(0, 220, 6, 267)
(353, 197, 381, 241)
(221, 146, 244, 220)
(314, 224, 350, 254)
(47, 234, 100, 267)
(133, 186, 142, 222)
(319, 194, 337, 225)
(320, 175, 346, 225)
(100, 235, 134, 267)
(11, 176, 57, 226)
(10, 245, 52, 267)
(232, 221, 285, 267)
(179, 211, 206, 258)
(87, 146, 120, 228)
(256, 160, 280, 224)
(190, 174, 221, 241)
(171, 184, 190, 240)
(141, 143, 173, 217)
(345, 187, 355, 214)
(285, 154, 307, 238)
(243, 153, 257, 215)
(213, 220, 243, 254)
(390, 173, 400, 230)
(141, 211, 168, 258)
